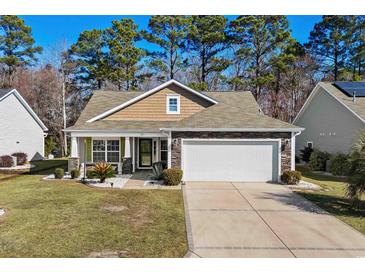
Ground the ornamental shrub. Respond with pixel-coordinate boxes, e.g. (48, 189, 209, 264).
(299, 147, 313, 163)
(162, 168, 183, 186)
(329, 154, 352, 176)
(0, 155, 13, 167)
(54, 168, 65, 179)
(150, 161, 164, 180)
(281, 170, 302, 185)
(309, 150, 331, 171)
(71, 169, 80, 179)
(11, 152, 27, 165)
(86, 168, 96, 179)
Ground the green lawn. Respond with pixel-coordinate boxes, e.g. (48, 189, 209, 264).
(295, 166, 365, 234)
(0, 174, 187, 257)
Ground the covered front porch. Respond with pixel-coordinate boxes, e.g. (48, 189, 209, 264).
(69, 131, 172, 174)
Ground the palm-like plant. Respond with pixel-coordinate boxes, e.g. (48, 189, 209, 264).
(92, 162, 115, 183)
(352, 131, 365, 158)
(347, 130, 365, 209)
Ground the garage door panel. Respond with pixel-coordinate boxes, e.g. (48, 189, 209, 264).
(183, 140, 278, 182)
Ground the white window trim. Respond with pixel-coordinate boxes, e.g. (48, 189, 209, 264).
(166, 95, 180, 114)
(160, 138, 168, 163)
(307, 141, 313, 149)
(91, 138, 120, 164)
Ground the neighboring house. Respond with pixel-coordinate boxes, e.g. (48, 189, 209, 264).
(65, 80, 302, 182)
(294, 82, 365, 156)
(0, 88, 48, 161)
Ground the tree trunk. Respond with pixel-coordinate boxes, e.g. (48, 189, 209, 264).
(170, 47, 174, 80)
(201, 48, 206, 83)
(334, 42, 339, 81)
(254, 51, 260, 100)
(62, 80, 68, 156)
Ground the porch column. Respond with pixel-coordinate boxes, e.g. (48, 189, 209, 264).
(125, 137, 131, 157)
(71, 136, 78, 157)
(69, 136, 80, 172)
(122, 137, 133, 174)
(132, 137, 136, 172)
(167, 132, 172, 168)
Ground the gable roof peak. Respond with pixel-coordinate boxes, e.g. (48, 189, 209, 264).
(0, 88, 48, 131)
(87, 79, 218, 123)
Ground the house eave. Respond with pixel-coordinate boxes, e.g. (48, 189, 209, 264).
(160, 127, 304, 133)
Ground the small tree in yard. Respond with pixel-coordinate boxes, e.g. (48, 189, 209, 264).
(347, 131, 365, 209)
(299, 146, 313, 163)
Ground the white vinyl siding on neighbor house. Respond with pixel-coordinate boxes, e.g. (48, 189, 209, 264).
(182, 139, 280, 182)
(0, 92, 45, 161)
(295, 87, 365, 155)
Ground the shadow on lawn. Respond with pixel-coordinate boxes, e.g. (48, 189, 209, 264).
(298, 191, 365, 218)
(29, 159, 68, 175)
(258, 190, 365, 218)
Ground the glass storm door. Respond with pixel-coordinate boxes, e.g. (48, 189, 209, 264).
(139, 139, 152, 167)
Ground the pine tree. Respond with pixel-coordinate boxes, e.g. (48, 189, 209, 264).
(229, 15, 292, 100)
(346, 16, 365, 79)
(69, 29, 108, 90)
(142, 16, 189, 81)
(186, 16, 229, 90)
(106, 18, 145, 91)
(0, 15, 42, 87)
(305, 16, 349, 81)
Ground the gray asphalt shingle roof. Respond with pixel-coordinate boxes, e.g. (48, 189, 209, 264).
(0, 88, 13, 99)
(66, 87, 298, 132)
(321, 82, 365, 122)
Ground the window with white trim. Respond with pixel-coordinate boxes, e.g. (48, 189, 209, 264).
(160, 139, 168, 163)
(93, 139, 120, 163)
(307, 141, 313, 149)
(166, 95, 180, 114)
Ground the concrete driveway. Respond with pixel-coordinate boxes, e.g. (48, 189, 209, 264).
(183, 182, 365, 258)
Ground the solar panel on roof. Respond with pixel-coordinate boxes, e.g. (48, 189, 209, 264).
(334, 82, 365, 97)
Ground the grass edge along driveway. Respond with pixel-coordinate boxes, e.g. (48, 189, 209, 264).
(295, 166, 365, 235)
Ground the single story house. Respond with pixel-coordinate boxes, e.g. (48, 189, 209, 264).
(65, 80, 303, 182)
(294, 82, 365, 155)
(0, 88, 48, 161)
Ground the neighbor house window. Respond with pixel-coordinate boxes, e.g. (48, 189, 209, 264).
(160, 139, 168, 163)
(166, 95, 180, 114)
(307, 141, 313, 149)
(93, 139, 120, 163)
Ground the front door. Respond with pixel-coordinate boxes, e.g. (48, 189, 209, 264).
(139, 139, 152, 167)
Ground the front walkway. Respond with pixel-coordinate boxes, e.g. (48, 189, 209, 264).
(183, 182, 365, 258)
(124, 170, 180, 189)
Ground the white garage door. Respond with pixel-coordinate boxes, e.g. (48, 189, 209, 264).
(182, 140, 279, 182)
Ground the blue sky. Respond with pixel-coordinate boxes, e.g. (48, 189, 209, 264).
(20, 15, 322, 51)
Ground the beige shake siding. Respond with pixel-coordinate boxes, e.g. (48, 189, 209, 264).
(104, 83, 212, 121)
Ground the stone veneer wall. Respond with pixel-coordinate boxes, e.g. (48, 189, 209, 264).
(171, 131, 292, 174)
